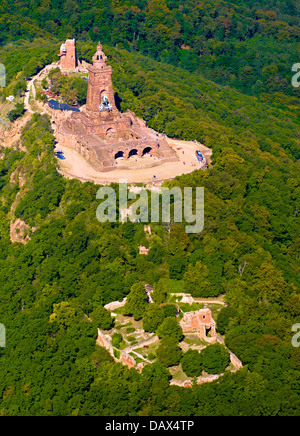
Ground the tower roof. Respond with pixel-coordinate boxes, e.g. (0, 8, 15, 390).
(92, 42, 107, 68)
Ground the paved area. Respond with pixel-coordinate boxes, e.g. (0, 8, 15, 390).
(56, 138, 210, 185)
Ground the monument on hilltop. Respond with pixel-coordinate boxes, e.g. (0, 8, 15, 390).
(86, 42, 117, 117)
(55, 41, 179, 172)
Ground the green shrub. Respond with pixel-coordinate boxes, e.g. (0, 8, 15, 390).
(7, 102, 24, 122)
(111, 333, 123, 349)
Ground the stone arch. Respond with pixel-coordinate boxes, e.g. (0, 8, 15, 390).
(114, 151, 124, 159)
(106, 127, 116, 138)
(128, 149, 138, 158)
(100, 89, 107, 101)
(205, 326, 212, 336)
(142, 146, 152, 156)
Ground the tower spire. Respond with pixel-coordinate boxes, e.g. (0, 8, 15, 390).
(86, 42, 116, 116)
(92, 41, 107, 69)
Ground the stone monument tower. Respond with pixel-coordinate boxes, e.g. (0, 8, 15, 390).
(56, 40, 179, 171)
(86, 42, 116, 118)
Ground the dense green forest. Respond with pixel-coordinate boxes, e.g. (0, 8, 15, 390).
(0, 0, 299, 100)
(0, 40, 299, 414)
(0, 0, 299, 417)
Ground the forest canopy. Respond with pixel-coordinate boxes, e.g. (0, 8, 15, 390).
(0, 0, 299, 101)
(0, 0, 299, 417)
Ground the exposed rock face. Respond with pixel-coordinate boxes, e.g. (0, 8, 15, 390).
(229, 352, 243, 370)
(1, 111, 30, 150)
(9, 166, 28, 188)
(104, 298, 127, 311)
(96, 329, 114, 355)
(9, 218, 31, 244)
(138, 245, 149, 255)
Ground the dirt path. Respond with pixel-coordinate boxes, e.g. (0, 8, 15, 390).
(2, 63, 59, 149)
(192, 297, 226, 306)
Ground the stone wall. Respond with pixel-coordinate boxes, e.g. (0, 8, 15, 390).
(96, 329, 113, 356)
(59, 39, 78, 71)
(196, 374, 221, 385)
(119, 352, 136, 368)
(97, 328, 139, 368)
(104, 298, 127, 311)
(169, 374, 221, 388)
(123, 335, 159, 354)
(170, 379, 193, 388)
(179, 308, 217, 342)
(229, 352, 243, 370)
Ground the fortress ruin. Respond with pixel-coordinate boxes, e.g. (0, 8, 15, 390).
(95, 299, 242, 385)
(179, 308, 217, 343)
(58, 39, 81, 71)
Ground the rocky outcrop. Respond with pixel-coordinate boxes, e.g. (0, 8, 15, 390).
(9, 166, 28, 188)
(1, 112, 30, 150)
(9, 218, 32, 244)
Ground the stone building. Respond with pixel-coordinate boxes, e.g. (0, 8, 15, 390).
(179, 308, 217, 343)
(58, 39, 79, 71)
(55, 41, 179, 171)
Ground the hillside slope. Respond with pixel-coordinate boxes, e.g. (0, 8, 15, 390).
(0, 41, 299, 416)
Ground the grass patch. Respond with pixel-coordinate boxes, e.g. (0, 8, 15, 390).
(169, 363, 191, 381)
(183, 335, 207, 347)
(115, 321, 132, 330)
(118, 341, 128, 350)
(129, 340, 138, 346)
(178, 302, 201, 312)
(113, 348, 120, 359)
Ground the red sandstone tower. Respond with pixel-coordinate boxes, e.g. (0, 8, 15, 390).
(59, 39, 78, 70)
(86, 42, 117, 118)
(56, 41, 179, 170)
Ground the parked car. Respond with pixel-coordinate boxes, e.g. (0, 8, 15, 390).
(56, 154, 65, 160)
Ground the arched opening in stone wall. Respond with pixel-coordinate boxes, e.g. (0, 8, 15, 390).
(106, 127, 115, 138)
(100, 89, 107, 101)
(142, 146, 152, 156)
(114, 151, 124, 159)
(128, 149, 138, 158)
(205, 326, 212, 337)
